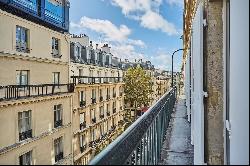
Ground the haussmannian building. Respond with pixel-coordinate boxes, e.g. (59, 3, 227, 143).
(0, 0, 74, 165)
(0, 0, 174, 165)
(68, 34, 126, 165)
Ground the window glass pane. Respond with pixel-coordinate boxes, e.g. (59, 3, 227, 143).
(16, 26, 21, 42)
(80, 113, 84, 124)
(53, 73, 60, 84)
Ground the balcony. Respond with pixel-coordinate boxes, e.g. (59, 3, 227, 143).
(80, 122, 86, 130)
(16, 42, 30, 53)
(54, 120, 62, 128)
(99, 96, 104, 102)
(89, 88, 178, 165)
(92, 117, 96, 123)
(0, 83, 75, 102)
(106, 111, 110, 116)
(91, 98, 96, 104)
(55, 152, 64, 163)
(100, 114, 105, 119)
(80, 101, 86, 108)
(106, 95, 111, 101)
(19, 129, 32, 141)
(0, 0, 70, 32)
(71, 76, 123, 85)
(80, 145, 87, 153)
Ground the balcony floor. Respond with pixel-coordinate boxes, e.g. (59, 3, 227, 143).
(159, 95, 194, 165)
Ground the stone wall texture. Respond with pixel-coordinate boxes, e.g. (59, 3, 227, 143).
(204, 0, 224, 165)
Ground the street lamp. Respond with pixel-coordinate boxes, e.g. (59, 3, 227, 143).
(171, 49, 184, 87)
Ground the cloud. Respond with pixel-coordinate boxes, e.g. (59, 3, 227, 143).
(165, 0, 184, 6)
(71, 17, 146, 48)
(140, 11, 178, 35)
(110, 0, 179, 35)
(74, 16, 131, 42)
(111, 44, 146, 61)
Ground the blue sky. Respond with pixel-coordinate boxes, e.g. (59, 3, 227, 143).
(69, 0, 184, 71)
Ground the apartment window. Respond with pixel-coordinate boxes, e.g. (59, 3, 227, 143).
(16, 70, 29, 86)
(79, 91, 86, 107)
(80, 113, 86, 130)
(80, 135, 86, 152)
(52, 37, 60, 58)
(91, 129, 95, 141)
(107, 120, 109, 131)
(91, 109, 96, 123)
(79, 69, 83, 76)
(16, 26, 29, 53)
(54, 104, 63, 128)
(100, 106, 104, 118)
(107, 88, 110, 100)
(19, 151, 32, 165)
(99, 89, 103, 101)
(107, 104, 110, 114)
(54, 137, 63, 163)
(75, 46, 80, 59)
(100, 124, 104, 136)
(53, 72, 60, 85)
(18, 110, 32, 141)
(92, 89, 96, 103)
(113, 101, 116, 113)
(113, 87, 116, 97)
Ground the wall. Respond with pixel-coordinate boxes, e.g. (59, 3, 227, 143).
(0, 97, 72, 165)
(204, 1, 224, 164)
(0, 10, 70, 63)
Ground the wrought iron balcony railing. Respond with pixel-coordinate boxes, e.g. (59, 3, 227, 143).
(71, 76, 123, 85)
(0, 83, 75, 102)
(54, 120, 63, 128)
(80, 122, 86, 130)
(80, 145, 87, 153)
(107, 111, 110, 116)
(80, 101, 86, 108)
(92, 117, 97, 124)
(89, 88, 177, 165)
(92, 98, 97, 104)
(100, 114, 105, 119)
(106, 95, 111, 100)
(55, 152, 64, 163)
(100, 96, 104, 102)
(19, 129, 32, 141)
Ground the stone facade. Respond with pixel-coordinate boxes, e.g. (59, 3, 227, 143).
(204, 1, 224, 164)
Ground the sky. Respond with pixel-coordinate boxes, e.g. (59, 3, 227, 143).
(69, 0, 184, 72)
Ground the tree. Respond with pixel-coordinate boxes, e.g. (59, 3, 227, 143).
(124, 66, 153, 117)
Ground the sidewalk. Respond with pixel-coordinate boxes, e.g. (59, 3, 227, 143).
(159, 95, 194, 165)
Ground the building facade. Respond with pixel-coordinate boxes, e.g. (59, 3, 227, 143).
(0, 0, 73, 165)
(69, 35, 126, 165)
(183, 0, 249, 165)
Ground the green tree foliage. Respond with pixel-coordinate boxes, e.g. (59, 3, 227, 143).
(124, 66, 153, 109)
